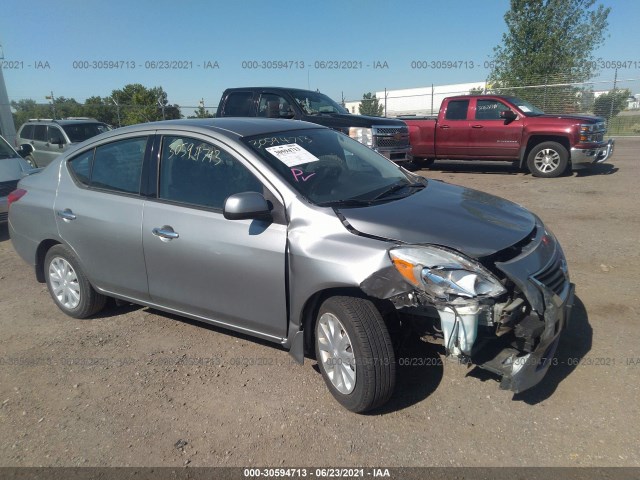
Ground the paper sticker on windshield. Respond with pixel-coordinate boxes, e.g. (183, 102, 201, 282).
(265, 144, 319, 167)
(519, 105, 531, 112)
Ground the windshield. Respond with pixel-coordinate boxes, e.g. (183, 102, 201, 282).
(0, 136, 18, 159)
(62, 123, 110, 143)
(505, 97, 545, 116)
(243, 128, 422, 206)
(290, 90, 348, 115)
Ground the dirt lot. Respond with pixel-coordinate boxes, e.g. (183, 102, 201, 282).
(0, 138, 638, 468)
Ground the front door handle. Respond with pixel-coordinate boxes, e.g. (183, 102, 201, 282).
(439, 125, 450, 129)
(152, 226, 179, 241)
(471, 125, 484, 129)
(57, 209, 76, 221)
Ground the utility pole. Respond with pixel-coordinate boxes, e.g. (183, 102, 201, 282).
(45, 91, 57, 119)
(0, 43, 18, 144)
(158, 95, 165, 120)
(608, 67, 618, 123)
(111, 97, 121, 127)
(199, 98, 205, 118)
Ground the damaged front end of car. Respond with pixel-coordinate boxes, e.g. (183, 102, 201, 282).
(360, 220, 575, 393)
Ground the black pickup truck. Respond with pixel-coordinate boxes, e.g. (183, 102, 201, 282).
(216, 87, 410, 162)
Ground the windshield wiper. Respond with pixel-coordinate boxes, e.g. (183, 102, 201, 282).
(316, 198, 373, 207)
(371, 180, 425, 201)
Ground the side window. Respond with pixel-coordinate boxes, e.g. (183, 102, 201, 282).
(475, 100, 511, 120)
(33, 125, 47, 141)
(444, 100, 469, 120)
(48, 127, 66, 144)
(258, 94, 292, 118)
(159, 135, 263, 210)
(20, 124, 34, 140)
(68, 150, 93, 185)
(223, 92, 255, 116)
(91, 137, 148, 194)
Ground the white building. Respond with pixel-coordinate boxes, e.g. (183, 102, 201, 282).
(345, 81, 487, 117)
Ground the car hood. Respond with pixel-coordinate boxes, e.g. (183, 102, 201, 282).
(336, 180, 536, 258)
(535, 113, 605, 123)
(303, 113, 407, 129)
(0, 157, 27, 182)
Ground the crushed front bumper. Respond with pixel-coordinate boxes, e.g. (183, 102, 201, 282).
(570, 139, 614, 168)
(478, 283, 574, 393)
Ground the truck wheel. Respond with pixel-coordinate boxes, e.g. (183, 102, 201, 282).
(314, 296, 396, 413)
(527, 142, 569, 178)
(44, 245, 107, 319)
(411, 157, 434, 169)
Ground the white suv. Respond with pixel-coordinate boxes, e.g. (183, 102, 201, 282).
(16, 118, 110, 167)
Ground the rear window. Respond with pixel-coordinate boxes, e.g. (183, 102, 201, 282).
(33, 125, 47, 141)
(223, 92, 255, 116)
(68, 137, 148, 194)
(62, 123, 110, 143)
(19, 124, 34, 140)
(444, 100, 469, 120)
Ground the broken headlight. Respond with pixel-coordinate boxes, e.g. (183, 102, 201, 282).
(389, 246, 507, 300)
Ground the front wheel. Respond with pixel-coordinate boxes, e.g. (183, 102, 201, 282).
(24, 155, 37, 168)
(315, 296, 396, 413)
(527, 142, 569, 178)
(411, 157, 434, 169)
(44, 245, 107, 318)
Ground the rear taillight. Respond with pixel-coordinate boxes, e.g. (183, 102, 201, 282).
(7, 189, 27, 209)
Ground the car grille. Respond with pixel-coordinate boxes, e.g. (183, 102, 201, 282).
(372, 125, 410, 149)
(0, 180, 19, 197)
(533, 253, 568, 296)
(0, 212, 7, 222)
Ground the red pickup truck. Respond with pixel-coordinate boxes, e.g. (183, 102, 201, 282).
(402, 95, 614, 178)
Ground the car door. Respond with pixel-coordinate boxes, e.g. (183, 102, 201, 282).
(435, 99, 472, 158)
(31, 124, 51, 166)
(54, 134, 151, 300)
(469, 98, 523, 158)
(46, 126, 68, 159)
(142, 133, 288, 340)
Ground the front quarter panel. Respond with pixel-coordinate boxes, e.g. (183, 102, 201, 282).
(286, 200, 393, 336)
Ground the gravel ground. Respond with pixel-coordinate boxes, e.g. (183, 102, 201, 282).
(0, 138, 638, 468)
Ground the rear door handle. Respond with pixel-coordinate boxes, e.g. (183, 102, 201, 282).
(471, 125, 484, 129)
(152, 226, 179, 241)
(56, 209, 76, 221)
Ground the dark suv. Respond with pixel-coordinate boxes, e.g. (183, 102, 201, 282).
(16, 118, 110, 167)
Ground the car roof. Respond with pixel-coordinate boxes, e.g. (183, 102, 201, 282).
(104, 118, 322, 139)
(22, 119, 105, 126)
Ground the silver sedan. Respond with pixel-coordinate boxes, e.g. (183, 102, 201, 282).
(9, 119, 574, 412)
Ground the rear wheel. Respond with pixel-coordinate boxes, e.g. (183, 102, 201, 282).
(527, 142, 568, 178)
(44, 245, 107, 318)
(315, 296, 396, 413)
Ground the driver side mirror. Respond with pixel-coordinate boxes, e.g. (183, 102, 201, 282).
(16, 144, 33, 158)
(223, 192, 272, 221)
(500, 110, 517, 121)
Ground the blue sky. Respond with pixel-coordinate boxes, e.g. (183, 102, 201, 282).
(1, 0, 638, 109)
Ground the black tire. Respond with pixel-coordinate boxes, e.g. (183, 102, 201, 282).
(314, 296, 396, 413)
(25, 155, 37, 168)
(44, 245, 107, 319)
(411, 157, 434, 169)
(526, 141, 569, 178)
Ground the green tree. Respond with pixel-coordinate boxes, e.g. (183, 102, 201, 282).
(488, 0, 610, 113)
(359, 92, 384, 116)
(188, 100, 215, 119)
(593, 89, 631, 118)
(110, 84, 181, 125)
